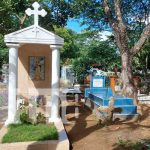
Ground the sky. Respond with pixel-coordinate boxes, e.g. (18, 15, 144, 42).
(66, 19, 112, 40)
(66, 19, 87, 32)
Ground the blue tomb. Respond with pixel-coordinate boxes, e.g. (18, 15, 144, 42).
(84, 76, 139, 119)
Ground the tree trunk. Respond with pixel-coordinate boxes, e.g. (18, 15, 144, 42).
(103, 0, 150, 101)
(121, 51, 137, 98)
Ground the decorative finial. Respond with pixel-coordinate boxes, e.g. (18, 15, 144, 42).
(25, 2, 47, 26)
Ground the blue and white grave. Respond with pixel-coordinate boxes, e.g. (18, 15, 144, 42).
(84, 76, 139, 120)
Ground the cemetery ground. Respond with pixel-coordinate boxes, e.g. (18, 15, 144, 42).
(64, 99, 150, 150)
(0, 85, 150, 149)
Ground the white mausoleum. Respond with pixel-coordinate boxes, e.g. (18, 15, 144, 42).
(4, 2, 64, 125)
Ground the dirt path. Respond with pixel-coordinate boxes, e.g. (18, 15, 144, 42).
(64, 101, 150, 150)
(0, 85, 8, 129)
(0, 107, 7, 129)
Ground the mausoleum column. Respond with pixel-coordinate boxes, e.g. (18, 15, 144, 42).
(49, 45, 62, 122)
(5, 44, 20, 125)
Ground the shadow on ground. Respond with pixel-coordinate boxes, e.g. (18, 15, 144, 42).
(63, 100, 150, 150)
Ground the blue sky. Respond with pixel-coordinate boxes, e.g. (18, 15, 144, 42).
(66, 19, 111, 33)
(66, 19, 112, 40)
(66, 19, 87, 32)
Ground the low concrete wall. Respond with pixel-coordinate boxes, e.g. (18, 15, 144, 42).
(138, 94, 150, 104)
(0, 120, 69, 150)
(85, 98, 139, 121)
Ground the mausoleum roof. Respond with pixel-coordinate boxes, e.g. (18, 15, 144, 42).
(4, 25, 64, 45)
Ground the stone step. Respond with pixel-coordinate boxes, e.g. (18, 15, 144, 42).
(91, 97, 134, 106)
(88, 93, 134, 106)
(113, 113, 139, 120)
(103, 98, 134, 106)
(97, 105, 137, 115)
(113, 105, 137, 114)
(92, 102, 137, 115)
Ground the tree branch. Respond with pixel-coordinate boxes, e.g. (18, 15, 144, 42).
(113, 0, 129, 53)
(131, 23, 150, 55)
(114, 0, 126, 30)
(15, 13, 27, 29)
(20, 14, 27, 29)
(103, 0, 118, 30)
(114, 0, 122, 22)
(15, 14, 22, 22)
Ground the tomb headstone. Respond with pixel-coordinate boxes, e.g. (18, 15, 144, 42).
(61, 65, 75, 87)
(90, 76, 105, 88)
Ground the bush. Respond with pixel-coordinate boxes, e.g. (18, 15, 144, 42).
(19, 103, 46, 124)
(36, 112, 46, 124)
(20, 112, 31, 124)
(73, 57, 93, 84)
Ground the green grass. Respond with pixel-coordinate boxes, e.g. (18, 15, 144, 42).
(2, 124, 58, 143)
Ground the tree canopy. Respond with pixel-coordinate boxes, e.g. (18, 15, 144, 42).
(0, 0, 74, 34)
(54, 26, 79, 65)
(0, 0, 74, 68)
(70, 0, 150, 97)
(0, 0, 150, 97)
(73, 31, 120, 83)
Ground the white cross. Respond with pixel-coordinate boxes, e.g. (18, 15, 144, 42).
(25, 2, 47, 26)
(32, 27, 39, 37)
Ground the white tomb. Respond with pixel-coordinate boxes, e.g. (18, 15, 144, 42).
(4, 2, 64, 125)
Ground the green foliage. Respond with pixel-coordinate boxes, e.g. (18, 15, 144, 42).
(127, 29, 150, 72)
(117, 138, 133, 147)
(72, 33, 120, 83)
(117, 138, 150, 150)
(0, 34, 8, 69)
(36, 112, 46, 124)
(54, 26, 79, 64)
(0, 0, 74, 34)
(133, 39, 150, 72)
(19, 104, 46, 124)
(105, 76, 110, 87)
(73, 57, 92, 83)
(71, 0, 150, 80)
(86, 41, 119, 68)
(2, 123, 58, 143)
(0, 48, 8, 69)
(71, 0, 105, 30)
(20, 112, 31, 124)
(0, 0, 74, 69)
(0, 0, 31, 33)
(71, 0, 150, 31)
(19, 104, 31, 124)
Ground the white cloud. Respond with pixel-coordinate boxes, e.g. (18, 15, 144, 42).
(99, 31, 112, 41)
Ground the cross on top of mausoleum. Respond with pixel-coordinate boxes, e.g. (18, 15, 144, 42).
(25, 2, 47, 26)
